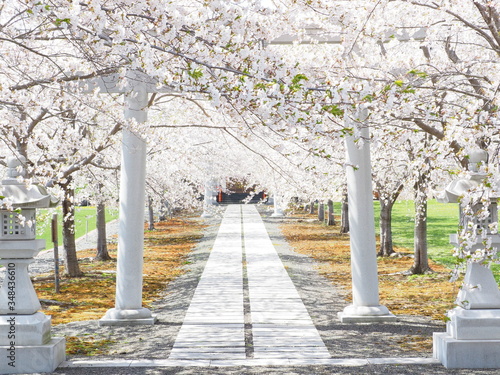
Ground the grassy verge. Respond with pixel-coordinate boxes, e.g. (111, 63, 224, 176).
(373, 199, 459, 267)
(33, 216, 205, 355)
(308, 199, 499, 281)
(36, 206, 119, 244)
(296, 199, 459, 267)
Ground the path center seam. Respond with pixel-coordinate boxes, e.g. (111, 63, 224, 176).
(241, 205, 255, 359)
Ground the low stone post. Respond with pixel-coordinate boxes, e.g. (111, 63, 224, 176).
(327, 199, 335, 226)
(201, 179, 216, 218)
(271, 190, 284, 217)
(0, 156, 65, 373)
(318, 201, 325, 222)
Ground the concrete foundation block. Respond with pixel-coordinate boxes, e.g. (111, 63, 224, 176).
(434, 332, 500, 368)
(0, 313, 51, 346)
(0, 337, 65, 374)
(447, 308, 500, 340)
(99, 307, 157, 326)
(338, 304, 397, 323)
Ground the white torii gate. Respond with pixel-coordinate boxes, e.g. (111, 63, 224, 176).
(267, 27, 427, 322)
(82, 25, 423, 325)
(83, 70, 169, 325)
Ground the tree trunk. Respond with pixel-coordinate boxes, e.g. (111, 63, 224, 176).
(340, 192, 349, 233)
(318, 201, 325, 222)
(148, 195, 155, 230)
(378, 199, 396, 257)
(95, 201, 112, 261)
(327, 199, 335, 226)
(407, 182, 433, 274)
(62, 181, 82, 277)
(309, 200, 315, 215)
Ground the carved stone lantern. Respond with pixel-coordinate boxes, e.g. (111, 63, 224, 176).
(434, 149, 500, 368)
(0, 156, 65, 374)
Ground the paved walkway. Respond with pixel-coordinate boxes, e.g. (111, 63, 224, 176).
(169, 205, 245, 360)
(169, 205, 329, 360)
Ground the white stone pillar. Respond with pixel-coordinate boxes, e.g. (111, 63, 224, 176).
(201, 179, 213, 218)
(271, 189, 284, 217)
(338, 113, 395, 323)
(100, 76, 155, 325)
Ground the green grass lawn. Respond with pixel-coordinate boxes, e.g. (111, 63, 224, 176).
(35, 206, 119, 245)
(373, 199, 500, 283)
(329, 199, 459, 267)
(373, 199, 459, 267)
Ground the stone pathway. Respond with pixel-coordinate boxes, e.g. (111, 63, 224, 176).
(169, 205, 329, 361)
(169, 205, 245, 360)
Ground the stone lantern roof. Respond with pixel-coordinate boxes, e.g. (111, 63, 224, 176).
(437, 149, 500, 204)
(0, 156, 58, 209)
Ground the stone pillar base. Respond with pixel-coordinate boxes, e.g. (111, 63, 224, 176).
(99, 307, 157, 326)
(338, 304, 397, 323)
(434, 332, 500, 368)
(0, 337, 65, 374)
(433, 308, 500, 368)
(0, 313, 51, 346)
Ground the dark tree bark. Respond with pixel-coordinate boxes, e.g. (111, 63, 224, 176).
(318, 201, 325, 222)
(340, 191, 349, 233)
(309, 200, 315, 215)
(376, 182, 404, 257)
(61, 179, 82, 277)
(95, 201, 112, 261)
(407, 170, 433, 274)
(327, 199, 335, 226)
(148, 195, 155, 230)
(378, 198, 396, 257)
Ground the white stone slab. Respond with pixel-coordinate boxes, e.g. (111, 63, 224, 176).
(176, 324, 243, 328)
(59, 360, 133, 367)
(251, 311, 311, 320)
(169, 349, 246, 360)
(174, 341, 245, 347)
(252, 330, 321, 338)
(170, 353, 246, 360)
(288, 358, 369, 366)
(129, 359, 210, 367)
(174, 331, 244, 338)
(242, 205, 329, 361)
(434, 331, 500, 368)
(170, 346, 245, 356)
(170, 206, 245, 360)
(210, 358, 291, 366)
(0, 337, 65, 374)
(0, 313, 51, 346)
(253, 336, 327, 346)
(367, 357, 440, 365)
(254, 351, 331, 359)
